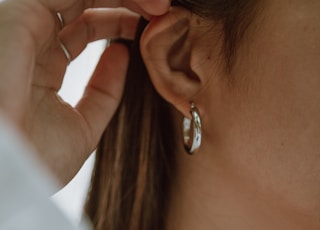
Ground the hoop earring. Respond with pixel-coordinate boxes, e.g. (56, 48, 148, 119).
(183, 102, 202, 155)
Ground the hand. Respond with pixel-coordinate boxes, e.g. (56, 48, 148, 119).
(0, 0, 169, 185)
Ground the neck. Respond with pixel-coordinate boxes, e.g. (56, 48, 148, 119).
(166, 145, 320, 230)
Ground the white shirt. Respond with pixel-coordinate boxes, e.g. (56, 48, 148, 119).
(0, 113, 91, 230)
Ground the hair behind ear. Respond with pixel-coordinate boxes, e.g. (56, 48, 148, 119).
(85, 18, 177, 230)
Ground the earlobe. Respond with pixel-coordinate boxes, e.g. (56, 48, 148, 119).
(140, 7, 216, 117)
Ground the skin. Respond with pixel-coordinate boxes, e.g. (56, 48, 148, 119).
(2, 0, 320, 229)
(0, 0, 169, 184)
(141, 0, 320, 229)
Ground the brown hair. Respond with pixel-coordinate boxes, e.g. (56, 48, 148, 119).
(85, 1, 258, 229)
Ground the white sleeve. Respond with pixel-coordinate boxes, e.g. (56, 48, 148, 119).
(0, 113, 92, 230)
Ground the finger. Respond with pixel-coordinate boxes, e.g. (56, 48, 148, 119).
(133, 0, 171, 16)
(58, 8, 139, 62)
(76, 43, 128, 145)
(47, 0, 169, 25)
(60, 1, 147, 25)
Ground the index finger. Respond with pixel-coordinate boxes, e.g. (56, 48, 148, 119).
(41, 0, 170, 24)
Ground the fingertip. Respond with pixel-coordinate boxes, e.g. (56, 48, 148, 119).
(135, 0, 170, 16)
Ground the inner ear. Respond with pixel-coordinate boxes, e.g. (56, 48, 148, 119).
(140, 7, 213, 117)
(168, 30, 200, 82)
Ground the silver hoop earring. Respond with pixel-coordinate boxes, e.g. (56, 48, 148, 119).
(183, 102, 202, 155)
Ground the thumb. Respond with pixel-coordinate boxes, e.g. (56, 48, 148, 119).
(76, 43, 128, 146)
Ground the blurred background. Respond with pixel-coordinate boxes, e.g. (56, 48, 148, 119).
(52, 40, 107, 224)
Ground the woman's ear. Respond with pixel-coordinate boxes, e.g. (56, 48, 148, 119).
(140, 7, 221, 118)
